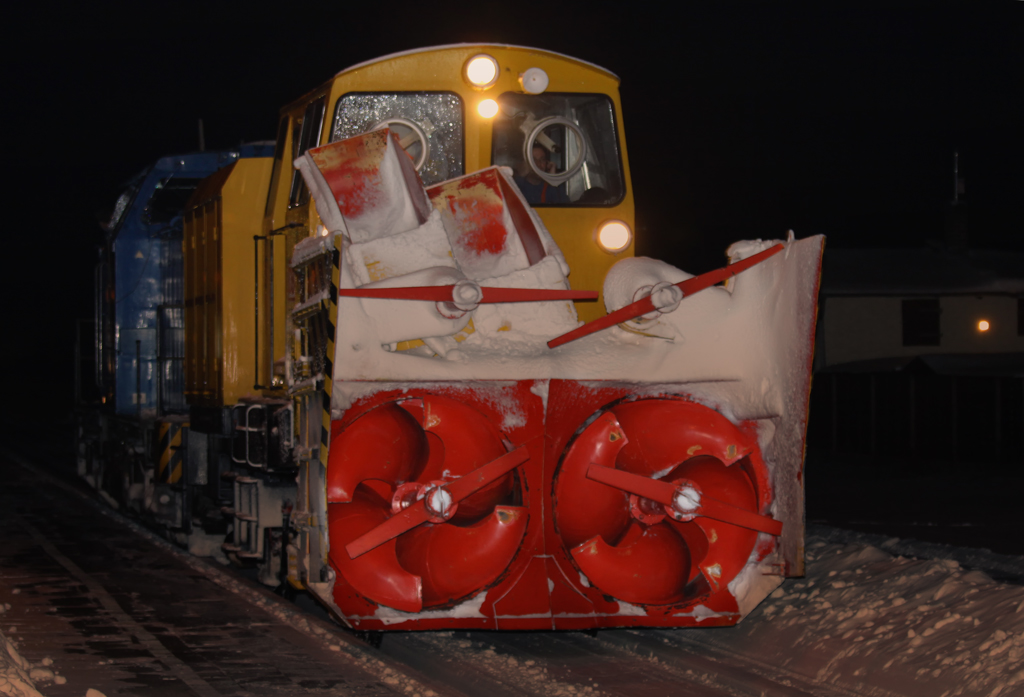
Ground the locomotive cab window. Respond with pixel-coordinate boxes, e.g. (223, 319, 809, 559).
(331, 92, 464, 186)
(491, 93, 624, 207)
(288, 96, 327, 208)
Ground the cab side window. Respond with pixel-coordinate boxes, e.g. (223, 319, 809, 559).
(289, 96, 327, 208)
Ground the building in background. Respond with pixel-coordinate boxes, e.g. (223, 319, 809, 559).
(809, 244, 1023, 466)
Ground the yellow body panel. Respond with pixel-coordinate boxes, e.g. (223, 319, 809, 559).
(274, 45, 635, 323)
(184, 157, 274, 406)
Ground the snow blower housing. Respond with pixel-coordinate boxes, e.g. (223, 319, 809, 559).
(296, 127, 824, 631)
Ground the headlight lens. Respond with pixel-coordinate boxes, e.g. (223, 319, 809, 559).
(477, 99, 499, 118)
(597, 220, 632, 253)
(465, 54, 499, 89)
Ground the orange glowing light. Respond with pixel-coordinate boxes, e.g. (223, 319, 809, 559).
(477, 99, 499, 118)
(597, 221, 632, 253)
(978, 320, 990, 332)
(465, 55, 499, 88)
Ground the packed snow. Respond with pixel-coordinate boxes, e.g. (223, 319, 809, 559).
(726, 531, 1024, 696)
(0, 605, 66, 697)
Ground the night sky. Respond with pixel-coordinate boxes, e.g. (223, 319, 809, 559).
(6, 1, 1023, 417)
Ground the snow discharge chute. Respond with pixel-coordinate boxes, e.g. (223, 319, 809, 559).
(554, 399, 779, 605)
(326, 397, 528, 612)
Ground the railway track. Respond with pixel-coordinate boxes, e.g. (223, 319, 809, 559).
(0, 449, 883, 696)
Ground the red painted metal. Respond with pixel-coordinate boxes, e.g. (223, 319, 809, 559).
(325, 383, 783, 630)
(336, 285, 597, 302)
(327, 390, 537, 615)
(345, 448, 529, 558)
(396, 506, 528, 607)
(326, 402, 426, 503)
(553, 412, 632, 550)
(585, 465, 783, 535)
(610, 399, 753, 474)
(547, 243, 784, 348)
(551, 395, 772, 611)
(327, 491, 423, 613)
(409, 396, 512, 521)
(572, 522, 690, 605)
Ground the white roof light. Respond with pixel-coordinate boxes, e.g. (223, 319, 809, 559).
(519, 67, 549, 94)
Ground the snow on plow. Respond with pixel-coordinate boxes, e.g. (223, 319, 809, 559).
(295, 128, 824, 630)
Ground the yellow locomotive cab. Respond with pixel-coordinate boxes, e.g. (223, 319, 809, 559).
(264, 45, 635, 333)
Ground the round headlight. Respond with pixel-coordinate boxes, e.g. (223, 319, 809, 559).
(465, 54, 499, 89)
(477, 99, 499, 118)
(597, 220, 632, 253)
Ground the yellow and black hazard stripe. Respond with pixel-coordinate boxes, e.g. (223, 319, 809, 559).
(157, 421, 186, 484)
(319, 236, 342, 470)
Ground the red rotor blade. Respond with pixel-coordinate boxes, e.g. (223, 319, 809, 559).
(337, 286, 455, 301)
(479, 288, 598, 303)
(585, 465, 676, 505)
(548, 243, 784, 348)
(700, 497, 783, 536)
(327, 495, 423, 612)
(345, 446, 530, 559)
(415, 396, 509, 521)
(585, 464, 782, 536)
(337, 285, 597, 303)
(346, 498, 431, 560)
(446, 447, 530, 502)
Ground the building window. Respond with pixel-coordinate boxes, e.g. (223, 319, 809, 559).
(902, 298, 941, 346)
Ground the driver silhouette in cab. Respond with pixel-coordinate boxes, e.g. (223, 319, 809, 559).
(513, 143, 569, 205)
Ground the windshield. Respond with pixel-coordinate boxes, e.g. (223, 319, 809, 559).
(331, 92, 464, 186)
(491, 93, 624, 207)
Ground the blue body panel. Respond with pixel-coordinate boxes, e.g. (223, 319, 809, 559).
(112, 145, 274, 417)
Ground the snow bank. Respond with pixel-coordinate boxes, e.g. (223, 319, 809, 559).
(0, 624, 44, 697)
(735, 534, 1024, 696)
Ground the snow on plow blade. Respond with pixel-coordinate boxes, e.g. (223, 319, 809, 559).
(296, 129, 824, 630)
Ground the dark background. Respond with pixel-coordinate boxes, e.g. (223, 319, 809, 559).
(5, 1, 1022, 420)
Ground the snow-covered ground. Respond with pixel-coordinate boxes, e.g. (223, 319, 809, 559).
(1, 621, 45, 697)
(727, 530, 1024, 696)
(4, 457, 1022, 697)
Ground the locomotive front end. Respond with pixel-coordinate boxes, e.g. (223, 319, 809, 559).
(297, 124, 823, 631)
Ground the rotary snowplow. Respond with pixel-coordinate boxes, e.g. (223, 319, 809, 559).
(294, 127, 823, 631)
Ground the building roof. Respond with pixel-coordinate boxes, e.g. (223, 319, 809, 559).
(821, 247, 1024, 296)
(819, 352, 1024, 377)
